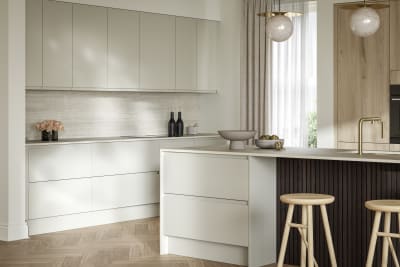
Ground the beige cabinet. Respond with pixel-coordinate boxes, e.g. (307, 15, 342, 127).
(176, 17, 197, 90)
(391, 0, 400, 71)
(107, 8, 139, 89)
(335, 6, 390, 145)
(43, 0, 72, 88)
(73, 4, 107, 88)
(26, 0, 43, 87)
(197, 20, 218, 91)
(139, 12, 175, 90)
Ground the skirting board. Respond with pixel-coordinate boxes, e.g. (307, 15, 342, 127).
(0, 223, 29, 241)
(167, 236, 248, 266)
(28, 204, 159, 235)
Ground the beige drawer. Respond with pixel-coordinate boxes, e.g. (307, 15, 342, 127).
(163, 152, 248, 201)
(164, 194, 248, 246)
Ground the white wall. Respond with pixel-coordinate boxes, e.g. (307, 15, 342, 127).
(317, 0, 354, 148)
(0, 0, 28, 241)
(59, 0, 222, 20)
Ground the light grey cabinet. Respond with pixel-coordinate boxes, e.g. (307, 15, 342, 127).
(197, 20, 219, 91)
(176, 17, 197, 90)
(73, 4, 107, 88)
(107, 8, 140, 89)
(26, 0, 42, 87)
(139, 12, 176, 90)
(43, 0, 72, 88)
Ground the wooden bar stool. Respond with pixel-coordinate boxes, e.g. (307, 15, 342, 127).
(365, 200, 400, 267)
(277, 193, 337, 267)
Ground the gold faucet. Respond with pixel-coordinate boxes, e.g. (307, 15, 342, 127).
(358, 117, 384, 155)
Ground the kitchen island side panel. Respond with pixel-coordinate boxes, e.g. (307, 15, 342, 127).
(277, 158, 400, 267)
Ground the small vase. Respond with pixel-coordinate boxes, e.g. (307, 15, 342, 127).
(52, 130, 58, 141)
(41, 131, 50, 141)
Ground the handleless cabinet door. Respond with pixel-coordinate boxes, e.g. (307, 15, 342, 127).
(26, 0, 43, 87)
(43, 0, 72, 88)
(176, 17, 197, 90)
(73, 4, 107, 88)
(197, 20, 218, 91)
(29, 178, 91, 219)
(390, 0, 400, 71)
(139, 12, 175, 90)
(108, 8, 139, 89)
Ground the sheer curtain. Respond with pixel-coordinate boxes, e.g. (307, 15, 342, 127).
(268, 2, 317, 147)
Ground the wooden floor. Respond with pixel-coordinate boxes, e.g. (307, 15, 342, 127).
(0, 217, 294, 267)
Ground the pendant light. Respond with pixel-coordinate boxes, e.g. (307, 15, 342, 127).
(342, 0, 389, 38)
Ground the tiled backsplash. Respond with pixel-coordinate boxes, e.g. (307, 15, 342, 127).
(26, 91, 200, 140)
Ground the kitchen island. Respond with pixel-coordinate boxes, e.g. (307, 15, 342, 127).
(160, 146, 400, 267)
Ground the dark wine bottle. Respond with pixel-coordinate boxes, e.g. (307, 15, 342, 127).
(168, 112, 176, 137)
(176, 112, 184, 137)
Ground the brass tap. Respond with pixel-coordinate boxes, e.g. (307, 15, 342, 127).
(358, 117, 384, 155)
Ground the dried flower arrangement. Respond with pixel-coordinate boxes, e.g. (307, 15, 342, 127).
(35, 120, 65, 132)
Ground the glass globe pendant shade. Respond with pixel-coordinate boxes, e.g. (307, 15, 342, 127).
(266, 15, 294, 42)
(350, 7, 380, 37)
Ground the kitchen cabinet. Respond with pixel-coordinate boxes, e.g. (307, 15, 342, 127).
(29, 178, 92, 219)
(92, 172, 159, 211)
(139, 12, 175, 90)
(91, 140, 159, 176)
(335, 6, 390, 145)
(197, 20, 219, 91)
(43, 0, 73, 88)
(176, 17, 197, 90)
(107, 8, 139, 89)
(26, 0, 42, 87)
(73, 4, 107, 88)
(28, 144, 92, 182)
(390, 0, 400, 71)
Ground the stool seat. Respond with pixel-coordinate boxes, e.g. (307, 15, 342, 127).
(365, 199, 400, 213)
(280, 193, 335, 206)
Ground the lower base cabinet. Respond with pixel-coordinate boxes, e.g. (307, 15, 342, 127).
(164, 194, 249, 247)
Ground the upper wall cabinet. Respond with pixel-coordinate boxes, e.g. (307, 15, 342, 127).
(43, 0, 72, 88)
(26, 0, 42, 87)
(139, 13, 176, 90)
(335, 7, 390, 144)
(197, 20, 219, 91)
(73, 4, 107, 88)
(391, 0, 400, 71)
(108, 9, 139, 89)
(176, 17, 197, 90)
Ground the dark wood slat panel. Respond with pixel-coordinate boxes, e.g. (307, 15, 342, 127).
(277, 158, 400, 267)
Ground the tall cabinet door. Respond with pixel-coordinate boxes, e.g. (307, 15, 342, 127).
(107, 8, 139, 89)
(176, 17, 197, 90)
(73, 4, 107, 88)
(43, 0, 72, 88)
(26, 0, 43, 87)
(139, 12, 175, 90)
(197, 20, 218, 91)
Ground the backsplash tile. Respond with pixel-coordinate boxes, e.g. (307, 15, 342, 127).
(26, 91, 200, 140)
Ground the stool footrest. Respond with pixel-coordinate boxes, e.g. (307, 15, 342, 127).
(289, 223, 307, 229)
(377, 232, 400, 239)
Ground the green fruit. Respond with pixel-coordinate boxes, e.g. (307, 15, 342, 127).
(271, 135, 279, 140)
(259, 135, 269, 140)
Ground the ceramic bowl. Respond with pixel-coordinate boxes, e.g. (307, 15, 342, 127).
(218, 130, 256, 150)
(255, 139, 285, 149)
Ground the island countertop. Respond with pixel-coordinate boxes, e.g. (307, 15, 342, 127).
(161, 146, 400, 164)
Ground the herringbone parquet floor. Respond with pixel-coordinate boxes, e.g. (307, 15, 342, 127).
(0, 217, 294, 267)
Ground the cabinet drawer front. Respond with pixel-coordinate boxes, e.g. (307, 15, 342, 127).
(29, 179, 91, 219)
(28, 144, 92, 182)
(92, 141, 159, 176)
(164, 195, 248, 246)
(92, 172, 160, 211)
(163, 153, 248, 201)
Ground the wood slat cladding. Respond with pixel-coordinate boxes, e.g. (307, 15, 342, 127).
(277, 158, 400, 267)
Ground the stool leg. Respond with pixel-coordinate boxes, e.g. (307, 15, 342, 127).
(398, 213, 400, 233)
(301, 205, 307, 267)
(277, 204, 295, 267)
(307, 205, 314, 267)
(382, 212, 391, 267)
(320, 205, 337, 267)
(366, 211, 382, 267)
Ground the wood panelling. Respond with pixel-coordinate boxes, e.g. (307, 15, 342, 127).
(277, 158, 400, 267)
(391, 70, 400, 84)
(335, 5, 390, 144)
(390, 0, 400, 70)
(337, 141, 390, 151)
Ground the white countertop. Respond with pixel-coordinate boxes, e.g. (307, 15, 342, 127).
(161, 146, 400, 164)
(26, 133, 220, 146)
